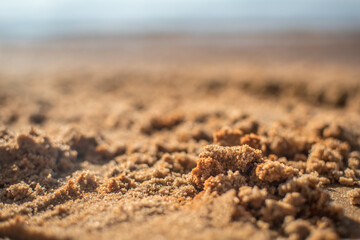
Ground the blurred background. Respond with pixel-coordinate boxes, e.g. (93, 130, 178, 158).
(0, 0, 360, 82)
(1, 0, 360, 133)
(1, 0, 360, 40)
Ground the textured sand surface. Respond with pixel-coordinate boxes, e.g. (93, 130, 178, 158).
(1, 33, 360, 240)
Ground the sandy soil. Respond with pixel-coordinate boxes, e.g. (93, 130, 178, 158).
(1, 33, 360, 240)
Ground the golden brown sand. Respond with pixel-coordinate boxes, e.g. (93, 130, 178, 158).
(1, 33, 360, 239)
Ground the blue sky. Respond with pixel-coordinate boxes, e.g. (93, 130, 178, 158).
(1, 0, 360, 38)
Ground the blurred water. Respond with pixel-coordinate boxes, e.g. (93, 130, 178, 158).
(1, 0, 360, 40)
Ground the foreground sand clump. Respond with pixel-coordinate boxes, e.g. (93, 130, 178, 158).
(209, 123, 360, 187)
(190, 144, 343, 239)
(0, 128, 77, 192)
(348, 189, 360, 205)
(256, 161, 299, 182)
(191, 144, 263, 188)
(1, 113, 360, 239)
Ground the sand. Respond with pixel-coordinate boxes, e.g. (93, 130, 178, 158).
(1, 33, 360, 240)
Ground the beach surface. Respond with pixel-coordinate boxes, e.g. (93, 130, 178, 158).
(1, 32, 360, 239)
